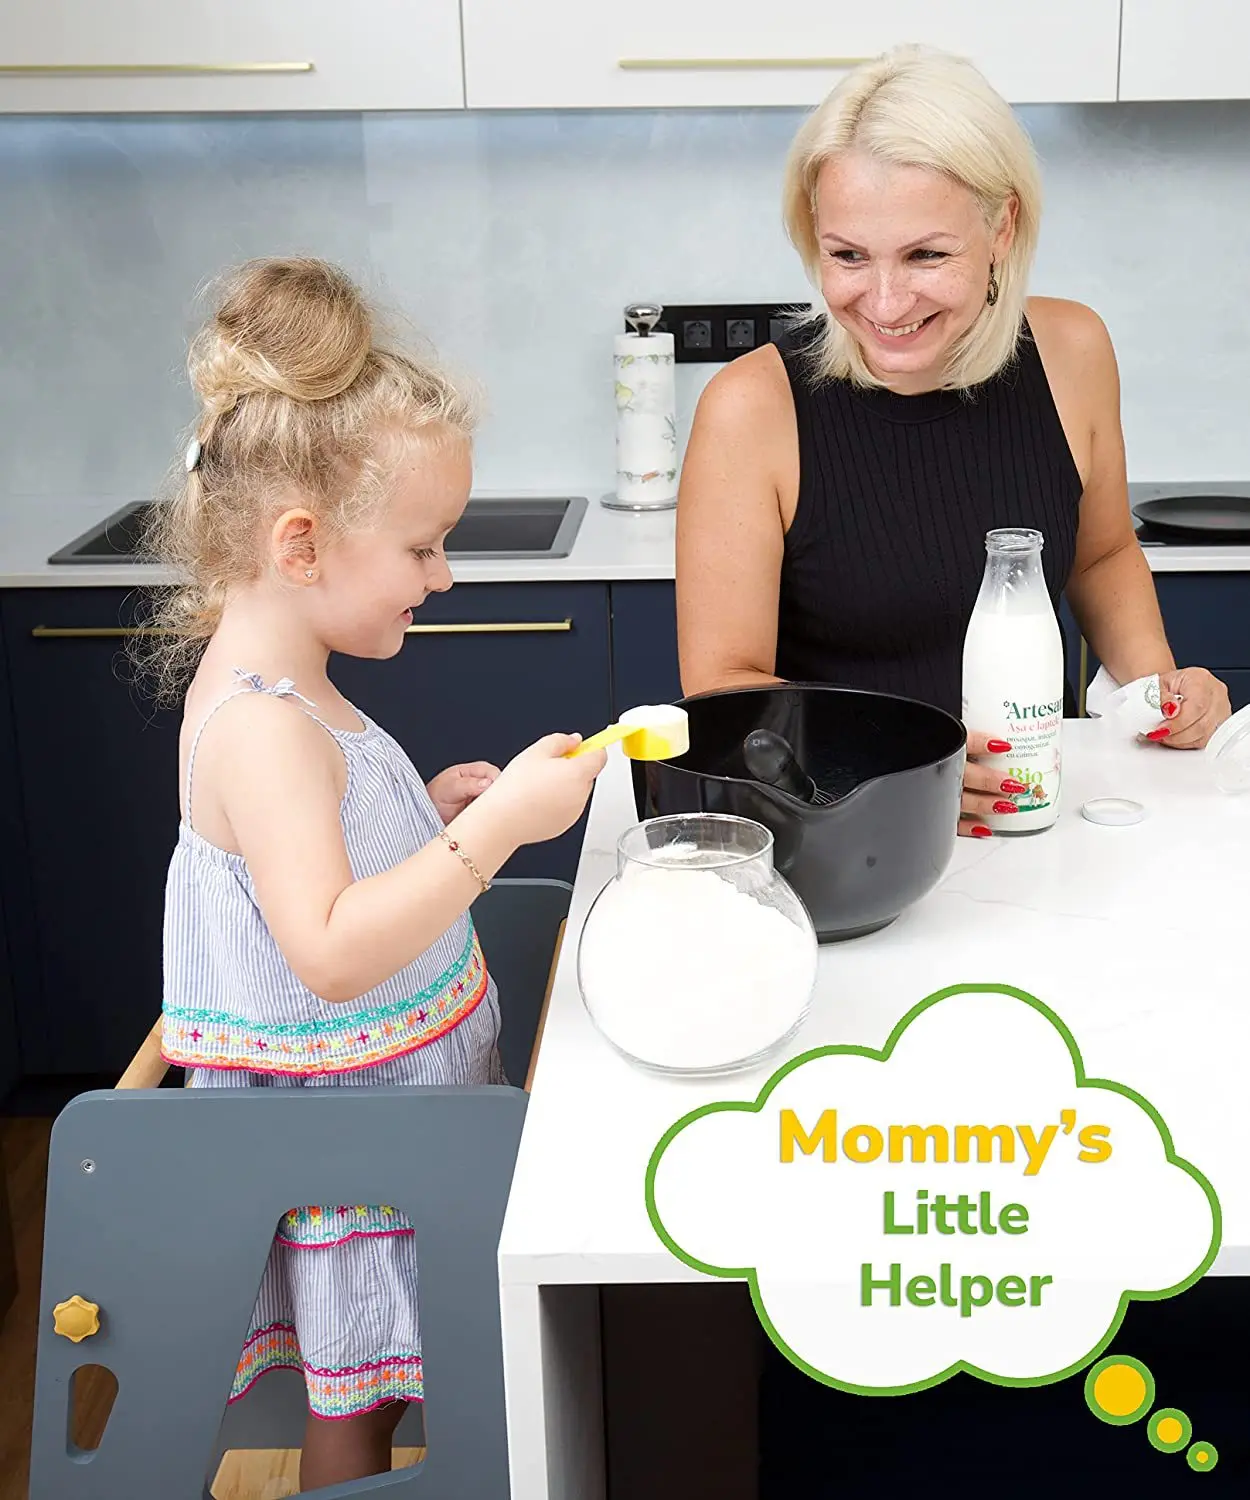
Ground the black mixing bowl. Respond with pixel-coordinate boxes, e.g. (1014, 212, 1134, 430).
(634, 683, 966, 942)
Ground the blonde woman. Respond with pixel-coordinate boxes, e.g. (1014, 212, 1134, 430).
(676, 46, 1229, 837)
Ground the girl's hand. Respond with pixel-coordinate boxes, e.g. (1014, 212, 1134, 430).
(1148, 668, 1232, 750)
(958, 731, 1020, 840)
(478, 734, 607, 847)
(427, 761, 501, 824)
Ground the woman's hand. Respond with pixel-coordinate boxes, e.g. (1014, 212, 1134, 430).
(1148, 668, 1231, 750)
(427, 761, 501, 824)
(958, 731, 1021, 839)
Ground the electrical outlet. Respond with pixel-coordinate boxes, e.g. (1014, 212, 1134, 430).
(627, 302, 811, 363)
(726, 318, 756, 350)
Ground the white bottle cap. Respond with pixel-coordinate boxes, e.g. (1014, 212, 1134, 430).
(1081, 797, 1147, 826)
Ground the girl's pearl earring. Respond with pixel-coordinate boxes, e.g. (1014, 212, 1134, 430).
(305, 570, 316, 580)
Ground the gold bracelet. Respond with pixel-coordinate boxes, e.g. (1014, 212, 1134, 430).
(438, 829, 491, 893)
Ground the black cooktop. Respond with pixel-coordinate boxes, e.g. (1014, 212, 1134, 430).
(1130, 484, 1250, 546)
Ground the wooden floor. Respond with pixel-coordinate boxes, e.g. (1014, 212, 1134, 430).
(0, 1118, 419, 1499)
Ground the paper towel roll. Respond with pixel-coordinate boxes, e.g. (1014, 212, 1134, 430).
(1085, 666, 1168, 737)
(607, 331, 678, 510)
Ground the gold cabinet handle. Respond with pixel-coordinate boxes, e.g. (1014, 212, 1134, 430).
(405, 620, 572, 636)
(618, 57, 871, 72)
(0, 62, 314, 76)
(33, 621, 573, 639)
(32, 626, 172, 638)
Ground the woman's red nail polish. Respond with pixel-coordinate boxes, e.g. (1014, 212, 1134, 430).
(987, 739, 1012, 753)
(1146, 727, 1170, 741)
(1000, 779, 1027, 794)
(992, 801, 1018, 815)
(1163, 701, 1179, 718)
(971, 825, 993, 838)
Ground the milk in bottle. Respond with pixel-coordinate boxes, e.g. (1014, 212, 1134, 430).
(961, 528, 1064, 833)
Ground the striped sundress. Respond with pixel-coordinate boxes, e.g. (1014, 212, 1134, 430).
(160, 670, 504, 1420)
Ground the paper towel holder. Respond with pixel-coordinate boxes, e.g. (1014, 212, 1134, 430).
(624, 301, 664, 336)
(605, 301, 679, 514)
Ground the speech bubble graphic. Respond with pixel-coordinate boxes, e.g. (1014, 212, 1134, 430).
(645, 985, 1220, 1395)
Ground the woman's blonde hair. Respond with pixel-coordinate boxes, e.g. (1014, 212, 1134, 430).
(140, 257, 477, 698)
(781, 45, 1042, 390)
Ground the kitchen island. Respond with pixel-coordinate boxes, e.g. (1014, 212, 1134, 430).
(498, 720, 1249, 1498)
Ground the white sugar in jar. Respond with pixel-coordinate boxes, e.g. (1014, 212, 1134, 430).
(577, 814, 818, 1075)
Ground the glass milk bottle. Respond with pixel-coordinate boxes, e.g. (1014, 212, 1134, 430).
(961, 528, 1064, 834)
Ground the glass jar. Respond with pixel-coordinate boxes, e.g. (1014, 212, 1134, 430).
(577, 813, 818, 1076)
(1206, 704, 1250, 794)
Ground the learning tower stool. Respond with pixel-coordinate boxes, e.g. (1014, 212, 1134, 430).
(29, 878, 572, 1500)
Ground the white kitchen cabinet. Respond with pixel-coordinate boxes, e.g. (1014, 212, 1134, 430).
(0, 0, 464, 113)
(461, 1, 1122, 109)
(1119, 1, 1250, 100)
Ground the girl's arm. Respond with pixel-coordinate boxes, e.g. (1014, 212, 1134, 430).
(675, 349, 792, 696)
(202, 695, 596, 1002)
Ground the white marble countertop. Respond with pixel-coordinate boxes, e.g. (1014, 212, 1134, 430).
(499, 721, 1250, 1286)
(3, 487, 1250, 587)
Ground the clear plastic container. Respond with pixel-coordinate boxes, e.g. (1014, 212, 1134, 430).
(577, 813, 818, 1076)
(1206, 704, 1250, 795)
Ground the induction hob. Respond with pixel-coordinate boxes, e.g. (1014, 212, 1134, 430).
(1128, 481, 1250, 546)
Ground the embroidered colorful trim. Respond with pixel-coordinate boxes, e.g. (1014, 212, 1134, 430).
(275, 1203, 414, 1249)
(161, 927, 488, 1075)
(231, 1321, 424, 1419)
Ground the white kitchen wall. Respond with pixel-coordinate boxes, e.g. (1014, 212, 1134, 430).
(1, 101, 1248, 507)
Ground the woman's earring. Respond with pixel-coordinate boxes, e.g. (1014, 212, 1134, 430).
(986, 261, 1000, 307)
(304, 569, 316, 580)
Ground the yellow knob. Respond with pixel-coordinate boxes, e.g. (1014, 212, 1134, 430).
(52, 1295, 100, 1343)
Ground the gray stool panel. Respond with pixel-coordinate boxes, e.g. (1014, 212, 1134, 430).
(472, 878, 571, 1088)
(30, 877, 570, 1498)
(31, 1086, 527, 1499)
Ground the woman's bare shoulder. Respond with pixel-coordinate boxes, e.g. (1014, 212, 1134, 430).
(1026, 296, 1116, 367)
(691, 341, 794, 429)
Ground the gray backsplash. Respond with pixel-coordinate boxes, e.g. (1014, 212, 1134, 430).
(1, 101, 1248, 510)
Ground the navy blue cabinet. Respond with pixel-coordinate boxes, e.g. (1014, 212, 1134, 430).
(610, 581, 682, 715)
(330, 581, 612, 884)
(1, 580, 610, 1079)
(1, 589, 181, 1077)
(0, 605, 23, 1104)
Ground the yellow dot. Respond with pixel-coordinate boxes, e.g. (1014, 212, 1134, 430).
(1156, 1417, 1183, 1444)
(1194, 1450, 1209, 1464)
(1092, 1363, 1147, 1417)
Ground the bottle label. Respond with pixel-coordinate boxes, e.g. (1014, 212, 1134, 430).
(995, 699, 1063, 816)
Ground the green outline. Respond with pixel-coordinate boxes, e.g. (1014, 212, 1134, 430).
(1084, 1355, 1155, 1424)
(1186, 1441, 1218, 1472)
(1147, 1407, 1192, 1452)
(643, 982, 1222, 1397)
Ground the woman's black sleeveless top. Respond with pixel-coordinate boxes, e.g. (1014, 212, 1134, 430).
(775, 322, 1084, 720)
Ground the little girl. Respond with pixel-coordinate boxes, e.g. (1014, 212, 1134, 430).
(146, 257, 605, 1490)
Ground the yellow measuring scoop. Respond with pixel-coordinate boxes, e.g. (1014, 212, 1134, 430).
(567, 703, 690, 761)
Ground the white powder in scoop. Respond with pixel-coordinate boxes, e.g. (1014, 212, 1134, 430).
(578, 865, 817, 1071)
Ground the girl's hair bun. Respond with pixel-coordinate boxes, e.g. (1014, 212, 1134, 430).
(190, 257, 373, 416)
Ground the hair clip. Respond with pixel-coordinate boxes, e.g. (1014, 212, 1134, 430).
(184, 437, 202, 473)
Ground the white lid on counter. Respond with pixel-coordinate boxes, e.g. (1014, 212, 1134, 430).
(1081, 797, 1148, 826)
